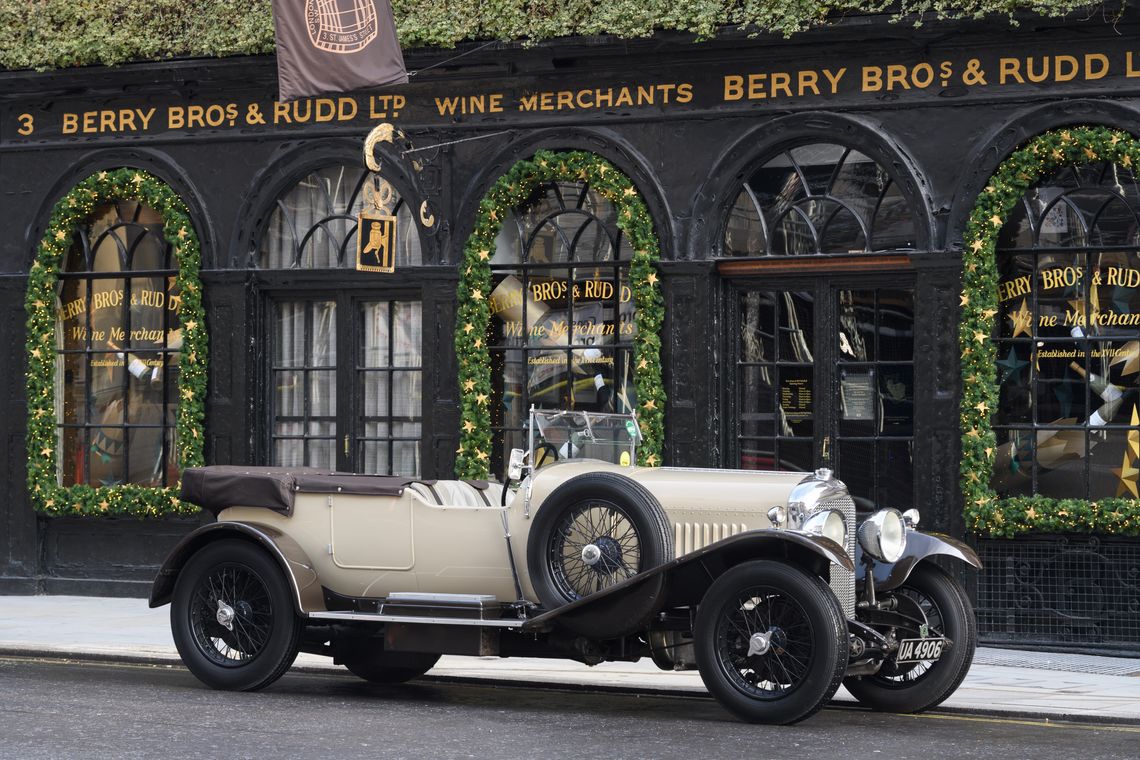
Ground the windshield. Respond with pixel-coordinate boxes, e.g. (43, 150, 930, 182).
(529, 408, 641, 467)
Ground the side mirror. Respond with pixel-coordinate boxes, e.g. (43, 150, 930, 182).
(507, 448, 527, 481)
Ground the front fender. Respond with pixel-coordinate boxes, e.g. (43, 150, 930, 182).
(856, 531, 982, 593)
(524, 529, 852, 632)
(149, 522, 324, 614)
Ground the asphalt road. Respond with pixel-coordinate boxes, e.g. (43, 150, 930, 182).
(1, 657, 1138, 760)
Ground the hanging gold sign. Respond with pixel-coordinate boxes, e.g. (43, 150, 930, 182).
(357, 176, 397, 273)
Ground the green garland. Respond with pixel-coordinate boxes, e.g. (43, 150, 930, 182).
(961, 125, 1140, 537)
(25, 169, 207, 518)
(455, 150, 665, 479)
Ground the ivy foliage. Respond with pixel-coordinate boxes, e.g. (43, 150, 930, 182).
(455, 150, 665, 479)
(0, 1, 1111, 72)
(960, 125, 1140, 538)
(25, 169, 207, 518)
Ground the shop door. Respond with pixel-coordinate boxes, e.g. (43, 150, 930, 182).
(732, 279, 915, 510)
(268, 295, 422, 475)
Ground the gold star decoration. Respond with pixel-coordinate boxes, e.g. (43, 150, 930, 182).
(643, 399, 657, 410)
(99, 500, 110, 512)
(645, 454, 658, 466)
(974, 496, 990, 507)
(973, 330, 987, 344)
(966, 427, 981, 438)
(54, 230, 67, 241)
(984, 446, 994, 458)
(470, 290, 483, 301)
(1051, 149, 1064, 161)
(981, 308, 997, 320)
(970, 239, 985, 253)
(1084, 147, 1098, 160)
(1008, 299, 1033, 338)
(477, 249, 490, 261)
(463, 322, 475, 334)
(41, 446, 53, 457)
(960, 293, 970, 307)
(132, 172, 145, 185)
(176, 227, 188, 240)
(1111, 134, 1122, 146)
(475, 393, 489, 405)
(1061, 130, 1072, 143)
(598, 164, 608, 176)
(463, 379, 476, 391)
(31, 348, 41, 359)
(488, 209, 498, 221)
(98, 171, 108, 181)
(637, 358, 649, 370)
(473, 337, 483, 348)
(181, 387, 194, 400)
(990, 215, 1003, 228)
(975, 400, 989, 414)
(623, 187, 636, 197)
(646, 272, 658, 286)
(475, 449, 488, 461)
(185, 320, 197, 331)
(456, 444, 465, 455)
(462, 420, 476, 433)
(1026, 507, 1038, 520)
(1125, 154, 1134, 168)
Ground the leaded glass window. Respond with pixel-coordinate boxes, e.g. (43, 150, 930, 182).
(724, 143, 916, 256)
(56, 201, 181, 487)
(993, 160, 1140, 499)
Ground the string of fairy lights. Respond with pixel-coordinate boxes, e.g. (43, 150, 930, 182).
(453, 150, 665, 479)
(25, 169, 206, 517)
(962, 126, 1140, 537)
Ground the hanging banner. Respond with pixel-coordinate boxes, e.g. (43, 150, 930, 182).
(272, 0, 407, 102)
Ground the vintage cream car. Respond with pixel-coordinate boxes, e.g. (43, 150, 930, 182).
(151, 408, 981, 724)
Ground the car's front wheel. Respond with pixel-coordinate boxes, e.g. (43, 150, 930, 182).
(844, 563, 976, 713)
(694, 561, 847, 725)
(171, 539, 302, 691)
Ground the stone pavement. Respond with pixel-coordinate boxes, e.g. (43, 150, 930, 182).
(2, 595, 1139, 724)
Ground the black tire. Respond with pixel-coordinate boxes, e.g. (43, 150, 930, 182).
(694, 561, 847, 725)
(340, 646, 440, 684)
(171, 539, 303, 691)
(527, 472, 673, 611)
(844, 563, 977, 713)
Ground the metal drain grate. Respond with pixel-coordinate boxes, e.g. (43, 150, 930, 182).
(974, 647, 1140, 676)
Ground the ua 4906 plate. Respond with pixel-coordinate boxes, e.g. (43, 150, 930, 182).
(895, 637, 946, 664)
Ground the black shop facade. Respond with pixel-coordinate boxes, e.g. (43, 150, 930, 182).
(3, 12, 1140, 652)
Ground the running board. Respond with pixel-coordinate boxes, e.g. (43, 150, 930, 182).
(307, 610, 526, 628)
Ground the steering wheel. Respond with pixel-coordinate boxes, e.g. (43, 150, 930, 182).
(534, 441, 560, 467)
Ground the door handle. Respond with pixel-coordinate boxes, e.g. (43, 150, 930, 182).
(821, 435, 831, 461)
(343, 435, 350, 456)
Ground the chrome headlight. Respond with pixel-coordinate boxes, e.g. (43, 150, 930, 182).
(802, 508, 846, 548)
(857, 508, 907, 563)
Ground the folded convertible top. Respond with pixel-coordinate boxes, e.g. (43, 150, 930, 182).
(180, 466, 434, 516)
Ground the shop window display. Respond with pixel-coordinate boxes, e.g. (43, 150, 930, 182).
(488, 181, 636, 468)
(56, 201, 181, 487)
(992, 160, 1140, 499)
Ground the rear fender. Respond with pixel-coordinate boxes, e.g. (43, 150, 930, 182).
(856, 531, 982, 593)
(524, 530, 852, 632)
(148, 522, 324, 614)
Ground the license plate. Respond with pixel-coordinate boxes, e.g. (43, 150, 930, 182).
(895, 637, 946, 663)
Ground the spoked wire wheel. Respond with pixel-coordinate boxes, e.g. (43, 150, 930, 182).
(189, 562, 274, 666)
(547, 499, 642, 600)
(713, 585, 816, 700)
(695, 561, 846, 724)
(172, 540, 302, 691)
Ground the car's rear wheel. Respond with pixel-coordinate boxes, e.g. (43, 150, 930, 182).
(694, 561, 847, 725)
(527, 472, 673, 609)
(844, 563, 976, 713)
(171, 539, 302, 691)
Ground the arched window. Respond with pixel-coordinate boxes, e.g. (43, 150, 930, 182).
(56, 201, 181, 487)
(257, 165, 421, 269)
(724, 143, 916, 256)
(993, 160, 1140, 499)
(489, 181, 636, 466)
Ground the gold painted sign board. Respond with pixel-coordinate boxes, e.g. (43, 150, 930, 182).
(357, 211, 397, 273)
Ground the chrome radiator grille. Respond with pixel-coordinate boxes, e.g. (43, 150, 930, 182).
(820, 494, 857, 618)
